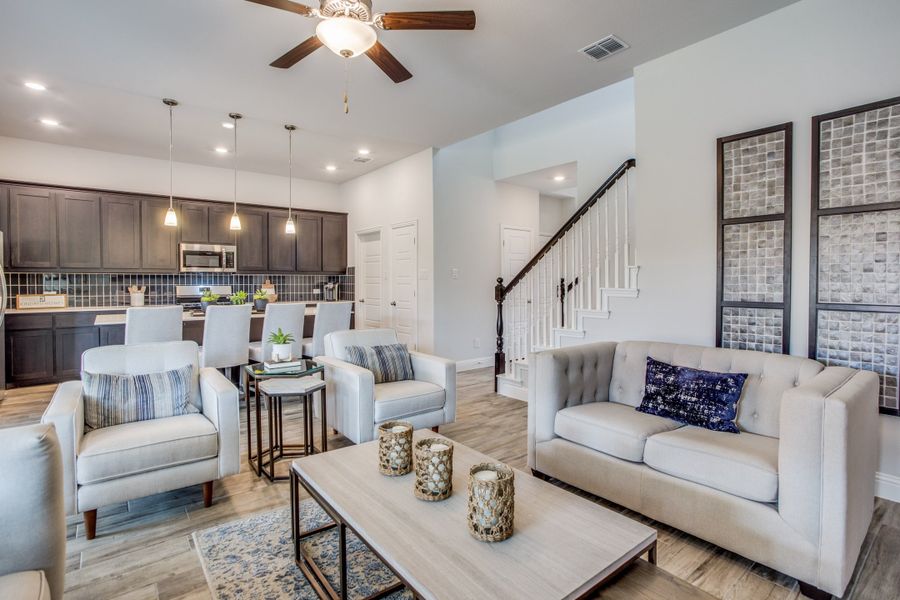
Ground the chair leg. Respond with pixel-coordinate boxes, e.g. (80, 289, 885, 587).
(84, 509, 97, 540)
(203, 481, 214, 508)
(431, 426, 439, 433)
(797, 582, 831, 600)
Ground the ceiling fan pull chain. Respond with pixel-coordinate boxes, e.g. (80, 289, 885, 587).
(343, 59, 351, 115)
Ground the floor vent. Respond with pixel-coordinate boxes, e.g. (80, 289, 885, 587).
(353, 156, 373, 164)
(580, 35, 629, 61)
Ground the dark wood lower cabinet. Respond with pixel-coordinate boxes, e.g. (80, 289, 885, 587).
(6, 329, 54, 384)
(55, 327, 101, 379)
(99, 325, 125, 346)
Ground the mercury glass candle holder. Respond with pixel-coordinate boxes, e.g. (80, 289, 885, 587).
(378, 421, 413, 476)
(413, 438, 454, 501)
(467, 462, 515, 542)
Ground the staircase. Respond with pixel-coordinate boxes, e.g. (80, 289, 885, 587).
(494, 159, 639, 400)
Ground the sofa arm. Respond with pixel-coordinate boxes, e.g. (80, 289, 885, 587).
(0, 424, 66, 600)
(199, 367, 240, 479)
(41, 381, 84, 516)
(316, 356, 376, 444)
(527, 341, 618, 469)
(779, 366, 879, 595)
(410, 351, 457, 424)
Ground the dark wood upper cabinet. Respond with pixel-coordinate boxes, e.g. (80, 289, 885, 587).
(9, 186, 57, 269)
(267, 210, 297, 272)
(101, 195, 142, 269)
(0, 186, 9, 269)
(297, 213, 322, 272)
(209, 204, 237, 245)
(179, 201, 209, 243)
(322, 213, 348, 273)
(236, 207, 268, 272)
(57, 190, 102, 270)
(141, 198, 178, 271)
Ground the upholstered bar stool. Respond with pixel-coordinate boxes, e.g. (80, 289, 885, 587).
(257, 376, 327, 481)
(124, 305, 183, 344)
(249, 302, 307, 363)
(302, 301, 352, 358)
(200, 304, 252, 379)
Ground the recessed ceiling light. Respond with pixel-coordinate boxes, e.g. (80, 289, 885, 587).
(553, 175, 566, 182)
(40, 118, 60, 127)
(325, 164, 337, 172)
(222, 122, 234, 129)
(214, 147, 229, 154)
(357, 148, 371, 156)
(25, 81, 47, 91)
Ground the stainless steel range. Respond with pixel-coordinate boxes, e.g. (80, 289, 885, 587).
(175, 285, 234, 311)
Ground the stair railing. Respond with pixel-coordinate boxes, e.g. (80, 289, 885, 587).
(494, 158, 636, 388)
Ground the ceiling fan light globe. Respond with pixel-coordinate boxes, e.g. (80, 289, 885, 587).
(316, 16, 377, 58)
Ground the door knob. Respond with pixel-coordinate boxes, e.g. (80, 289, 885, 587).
(359, 298, 365, 303)
(390, 301, 397, 306)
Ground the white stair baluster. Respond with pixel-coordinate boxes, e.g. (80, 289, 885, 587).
(604, 192, 610, 289)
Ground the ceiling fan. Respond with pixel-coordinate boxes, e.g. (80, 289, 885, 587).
(247, 0, 476, 83)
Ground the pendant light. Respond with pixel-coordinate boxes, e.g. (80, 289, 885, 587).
(284, 124, 297, 235)
(228, 112, 243, 231)
(162, 98, 178, 227)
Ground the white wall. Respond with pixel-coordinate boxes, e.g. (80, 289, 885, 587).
(583, 0, 900, 483)
(339, 149, 435, 353)
(0, 136, 341, 210)
(539, 194, 575, 237)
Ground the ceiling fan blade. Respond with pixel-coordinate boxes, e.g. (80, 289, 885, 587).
(365, 42, 412, 83)
(379, 10, 476, 30)
(270, 36, 323, 68)
(245, 0, 314, 17)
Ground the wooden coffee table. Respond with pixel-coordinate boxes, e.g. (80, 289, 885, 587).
(290, 430, 670, 600)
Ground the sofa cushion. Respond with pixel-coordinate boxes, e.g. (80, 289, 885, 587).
(374, 380, 445, 422)
(0, 571, 50, 600)
(77, 414, 218, 485)
(644, 427, 779, 503)
(637, 357, 746, 433)
(609, 341, 825, 437)
(554, 402, 683, 463)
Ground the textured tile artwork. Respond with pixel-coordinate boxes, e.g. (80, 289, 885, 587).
(818, 210, 900, 305)
(6, 269, 355, 309)
(722, 131, 786, 218)
(722, 220, 784, 303)
(721, 307, 783, 354)
(818, 103, 900, 209)
(817, 310, 899, 411)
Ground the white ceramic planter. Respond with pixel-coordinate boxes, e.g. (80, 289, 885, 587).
(271, 343, 293, 362)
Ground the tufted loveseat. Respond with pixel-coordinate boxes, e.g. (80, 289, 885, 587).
(528, 340, 879, 599)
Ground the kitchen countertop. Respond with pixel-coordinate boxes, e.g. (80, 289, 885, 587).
(92, 301, 353, 326)
(7, 300, 352, 317)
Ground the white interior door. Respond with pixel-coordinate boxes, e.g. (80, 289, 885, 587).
(501, 225, 533, 281)
(356, 229, 383, 329)
(390, 221, 418, 350)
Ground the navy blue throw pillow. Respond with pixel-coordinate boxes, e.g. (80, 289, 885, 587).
(636, 357, 747, 434)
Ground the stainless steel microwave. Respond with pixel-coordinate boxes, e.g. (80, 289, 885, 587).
(179, 243, 237, 272)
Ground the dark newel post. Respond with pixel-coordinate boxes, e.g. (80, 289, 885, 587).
(494, 277, 505, 391)
(559, 277, 566, 328)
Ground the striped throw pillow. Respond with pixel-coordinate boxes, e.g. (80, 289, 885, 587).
(82, 364, 198, 429)
(344, 344, 414, 384)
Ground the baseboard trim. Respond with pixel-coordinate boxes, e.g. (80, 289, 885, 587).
(456, 356, 493, 372)
(876, 471, 900, 502)
(496, 376, 528, 401)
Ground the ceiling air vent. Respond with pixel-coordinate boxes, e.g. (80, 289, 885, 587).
(353, 156, 373, 164)
(580, 35, 629, 61)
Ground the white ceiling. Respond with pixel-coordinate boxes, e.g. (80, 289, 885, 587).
(0, 0, 796, 183)
(502, 162, 578, 199)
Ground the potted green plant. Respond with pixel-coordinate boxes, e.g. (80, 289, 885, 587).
(200, 290, 219, 312)
(267, 327, 295, 362)
(230, 290, 248, 305)
(253, 289, 269, 312)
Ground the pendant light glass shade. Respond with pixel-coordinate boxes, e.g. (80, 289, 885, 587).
(316, 17, 376, 58)
(163, 98, 178, 227)
(229, 112, 242, 231)
(285, 124, 297, 235)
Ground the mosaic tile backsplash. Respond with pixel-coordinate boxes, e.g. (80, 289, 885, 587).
(721, 307, 783, 354)
(818, 103, 900, 209)
(6, 269, 355, 309)
(722, 130, 786, 218)
(816, 310, 899, 412)
(818, 210, 900, 305)
(723, 220, 784, 303)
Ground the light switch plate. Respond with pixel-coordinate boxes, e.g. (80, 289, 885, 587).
(451, 268, 459, 280)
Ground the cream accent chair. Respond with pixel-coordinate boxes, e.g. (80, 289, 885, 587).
(0, 424, 65, 600)
(42, 341, 240, 540)
(317, 328, 456, 444)
(528, 340, 879, 599)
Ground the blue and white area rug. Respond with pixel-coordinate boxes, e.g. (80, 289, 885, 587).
(193, 500, 412, 600)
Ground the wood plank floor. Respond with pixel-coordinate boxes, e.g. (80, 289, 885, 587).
(1, 368, 896, 600)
